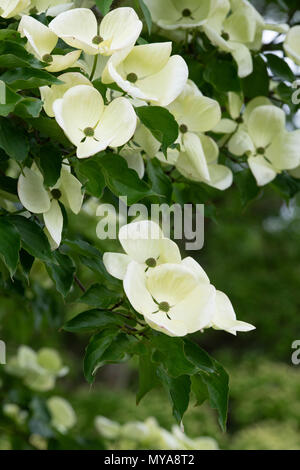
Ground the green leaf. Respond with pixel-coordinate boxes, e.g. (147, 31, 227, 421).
(146, 158, 172, 202)
(84, 329, 119, 383)
(63, 239, 120, 287)
(271, 172, 300, 200)
(137, 347, 159, 404)
(75, 158, 106, 198)
(199, 359, 229, 432)
(265, 53, 294, 83)
(241, 54, 269, 98)
(0, 81, 22, 116)
(0, 174, 18, 195)
(0, 40, 43, 69)
(138, 0, 152, 34)
(9, 215, 53, 262)
(0, 117, 28, 161)
(204, 58, 241, 92)
(0, 217, 20, 276)
(135, 106, 179, 154)
(14, 97, 43, 119)
(45, 251, 75, 297)
(39, 143, 62, 187)
(183, 339, 215, 374)
(97, 153, 155, 205)
(100, 333, 137, 365)
(95, 0, 114, 15)
(151, 334, 196, 377)
(78, 283, 121, 308)
(191, 375, 209, 406)
(63, 308, 122, 332)
(19, 248, 34, 281)
(27, 116, 70, 147)
(234, 168, 261, 208)
(1, 68, 62, 90)
(157, 367, 191, 423)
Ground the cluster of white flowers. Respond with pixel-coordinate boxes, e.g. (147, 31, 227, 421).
(144, 0, 289, 78)
(95, 415, 218, 450)
(6, 345, 68, 391)
(0, 0, 76, 18)
(103, 220, 255, 337)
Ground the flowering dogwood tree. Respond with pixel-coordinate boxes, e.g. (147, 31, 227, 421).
(0, 0, 299, 437)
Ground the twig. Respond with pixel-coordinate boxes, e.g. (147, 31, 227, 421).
(74, 274, 86, 292)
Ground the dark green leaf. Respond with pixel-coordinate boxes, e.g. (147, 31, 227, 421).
(75, 158, 105, 198)
(78, 283, 121, 308)
(45, 251, 75, 297)
(234, 168, 261, 208)
(1, 68, 62, 90)
(98, 153, 155, 205)
(9, 215, 53, 262)
(137, 347, 159, 404)
(151, 334, 196, 377)
(204, 58, 241, 92)
(0, 117, 28, 161)
(95, 0, 114, 15)
(0, 40, 43, 69)
(135, 106, 179, 154)
(64, 308, 122, 332)
(84, 329, 119, 383)
(157, 367, 191, 423)
(27, 116, 70, 147)
(271, 172, 300, 200)
(146, 158, 172, 202)
(39, 143, 62, 187)
(183, 339, 215, 374)
(0, 81, 22, 116)
(266, 53, 294, 83)
(199, 359, 229, 431)
(0, 174, 18, 195)
(138, 0, 152, 34)
(191, 374, 209, 406)
(0, 217, 20, 276)
(14, 97, 43, 118)
(241, 54, 269, 98)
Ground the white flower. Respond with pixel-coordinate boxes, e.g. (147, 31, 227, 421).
(0, 0, 30, 18)
(209, 291, 255, 335)
(47, 397, 76, 433)
(31, 0, 74, 16)
(228, 97, 300, 186)
(284, 26, 300, 65)
(40, 72, 92, 117)
(102, 42, 188, 106)
(143, 0, 211, 30)
(123, 258, 216, 337)
(17, 163, 83, 248)
(103, 220, 181, 281)
(202, 0, 264, 77)
(18, 15, 81, 73)
(53, 84, 137, 158)
(49, 7, 142, 56)
(164, 80, 233, 190)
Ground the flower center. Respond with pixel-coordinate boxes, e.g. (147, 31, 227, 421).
(92, 35, 103, 45)
(126, 73, 138, 83)
(42, 54, 53, 63)
(158, 301, 170, 313)
(257, 147, 265, 155)
(182, 8, 191, 17)
(236, 116, 243, 124)
(51, 189, 61, 200)
(180, 124, 188, 133)
(84, 127, 94, 137)
(145, 257, 157, 268)
(221, 31, 230, 41)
